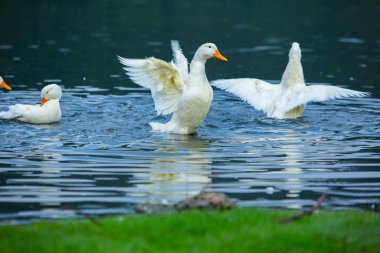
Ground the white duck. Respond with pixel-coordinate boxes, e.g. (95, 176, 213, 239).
(0, 76, 12, 90)
(0, 84, 62, 124)
(212, 42, 369, 119)
(118, 40, 227, 134)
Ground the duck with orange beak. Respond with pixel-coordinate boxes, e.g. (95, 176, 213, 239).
(0, 76, 12, 90)
(0, 84, 62, 124)
(118, 40, 227, 134)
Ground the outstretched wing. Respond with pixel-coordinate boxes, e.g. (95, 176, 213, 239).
(211, 78, 280, 114)
(284, 85, 370, 112)
(118, 56, 184, 115)
(171, 40, 189, 84)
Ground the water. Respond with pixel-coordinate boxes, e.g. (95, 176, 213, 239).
(0, 1, 379, 222)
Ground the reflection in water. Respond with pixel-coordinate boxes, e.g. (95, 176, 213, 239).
(29, 133, 63, 208)
(278, 129, 304, 209)
(132, 135, 211, 203)
(29, 123, 61, 131)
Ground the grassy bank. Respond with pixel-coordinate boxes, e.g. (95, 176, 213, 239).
(1, 209, 379, 253)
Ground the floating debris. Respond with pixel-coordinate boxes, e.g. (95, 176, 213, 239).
(134, 192, 235, 214)
(175, 192, 235, 211)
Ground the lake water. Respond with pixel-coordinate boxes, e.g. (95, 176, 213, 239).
(0, 1, 379, 222)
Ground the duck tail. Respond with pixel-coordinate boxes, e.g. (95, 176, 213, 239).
(149, 122, 168, 132)
(0, 110, 15, 119)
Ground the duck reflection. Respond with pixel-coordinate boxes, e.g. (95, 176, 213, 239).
(28, 123, 61, 131)
(277, 128, 304, 208)
(21, 132, 64, 208)
(131, 134, 212, 203)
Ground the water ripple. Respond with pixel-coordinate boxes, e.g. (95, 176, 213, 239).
(0, 86, 379, 222)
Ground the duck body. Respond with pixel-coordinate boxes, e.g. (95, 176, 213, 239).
(151, 58, 214, 134)
(119, 41, 227, 134)
(155, 81, 213, 134)
(0, 84, 62, 124)
(212, 42, 369, 119)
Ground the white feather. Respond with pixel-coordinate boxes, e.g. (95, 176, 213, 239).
(118, 56, 184, 116)
(283, 85, 369, 113)
(211, 78, 280, 114)
(171, 40, 189, 84)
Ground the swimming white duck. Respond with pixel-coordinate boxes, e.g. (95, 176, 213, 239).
(118, 40, 227, 134)
(0, 76, 12, 90)
(0, 84, 62, 124)
(212, 42, 369, 119)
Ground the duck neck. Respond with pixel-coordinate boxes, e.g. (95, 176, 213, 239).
(281, 58, 305, 87)
(189, 56, 208, 85)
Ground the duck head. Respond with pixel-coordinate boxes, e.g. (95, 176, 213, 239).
(289, 42, 302, 62)
(0, 76, 12, 90)
(40, 84, 62, 106)
(194, 43, 228, 62)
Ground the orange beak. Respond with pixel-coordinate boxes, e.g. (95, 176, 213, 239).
(213, 50, 228, 61)
(40, 97, 48, 106)
(0, 80, 12, 90)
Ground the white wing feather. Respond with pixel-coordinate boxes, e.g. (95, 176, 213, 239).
(171, 40, 189, 84)
(211, 78, 280, 114)
(284, 85, 370, 112)
(118, 56, 184, 115)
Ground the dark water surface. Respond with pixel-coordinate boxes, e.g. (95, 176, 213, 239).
(0, 1, 379, 222)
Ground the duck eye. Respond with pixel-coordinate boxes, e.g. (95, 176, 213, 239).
(208, 46, 211, 48)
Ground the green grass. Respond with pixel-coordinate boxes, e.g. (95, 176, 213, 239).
(1, 209, 379, 253)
